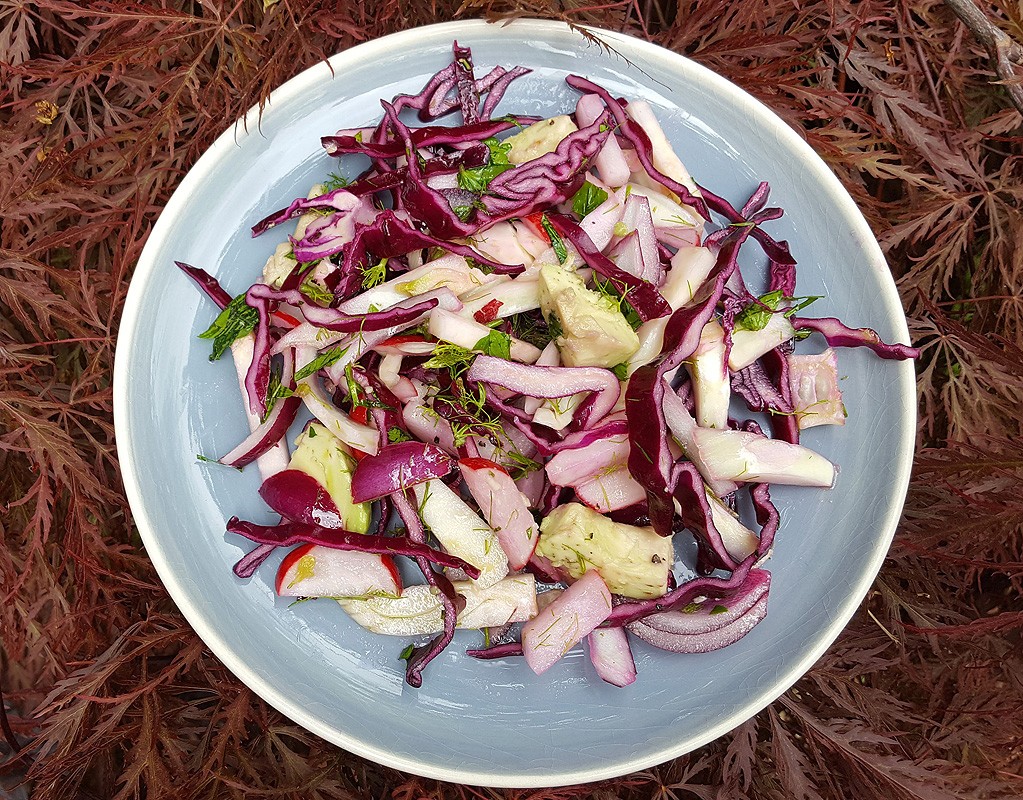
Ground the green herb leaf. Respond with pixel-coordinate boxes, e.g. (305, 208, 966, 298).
(323, 171, 349, 191)
(735, 289, 785, 331)
(295, 345, 349, 381)
(473, 329, 512, 359)
(540, 214, 568, 264)
(299, 278, 333, 306)
(387, 426, 412, 443)
(592, 277, 642, 331)
(360, 257, 388, 289)
(783, 294, 823, 318)
(571, 181, 609, 218)
(422, 343, 475, 374)
(198, 294, 258, 361)
(263, 369, 295, 420)
(457, 137, 513, 193)
(611, 362, 629, 381)
(546, 311, 564, 340)
(710, 605, 729, 615)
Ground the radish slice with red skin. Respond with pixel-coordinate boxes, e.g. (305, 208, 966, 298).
(275, 543, 403, 598)
(521, 569, 613, 675)
(458, 458, 538, 570)
(587, 627, 637, 687)
(259, 469, 344, 529)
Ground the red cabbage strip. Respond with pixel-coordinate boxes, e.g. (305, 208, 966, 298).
(605, 556, 757, 626)
(391, 58, 527, 121)
(252, 187, 365, 236)
(546, 213, 670, 322)
(790, 316, 920, 360)
(453, 42, 481, 124)
(382, 101, 484, 240)
(467, 356, 621, 428)
(466, 642, 524, 660)
(350, 441, 454, 503)
(750, 482, 779, 556)
(232, 543, 276, 579)
(563, 74, 709, 219)
(225, 517, 480, 577)
(248, 284, 438, 333)
(626, 234, 749, 535)
(480, 66, 531, 119)
(321, 119, 516, 158)
(731, 359, 793, 418)
(671, 461, 739, 569)
(695, 183, 796, 266)
(481, 112, 614, 214)
(219, 349, 302, 468)
(390, 490, 462, 688)
(768, 257, 797, 297)
(759, 348, 800, 444)
(176, 261, 231, 309)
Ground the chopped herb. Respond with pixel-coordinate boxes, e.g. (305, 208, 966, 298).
(422, 343, 475, 375)
(399, 643, 415, 663)
(299, 278, 333, 306)
(512, 311, 553, 350)
(295, 345, 349, 381)
(710, 605, 729, 615)
(198, 294, 258, 361)
(681, 602, 701, 614)
(736, 290, 786, 331)
(571, 181, 608, 218)
(360, 257, 388, 289)
(354, 130, 364, 144)
(502, 449, 542, 480)
(473, 329, 512, 359)
(263, 368, 295, 420)
(287, 554, 316, 588)
(546, 311, 564, 340)
(593, 277, 642, 331)
(611, 362, 629, 381)
(453, 204, 475, 221)
(457, 137, 513, 193)
(388, 426, 412, 443)
(540, 214, 568, 264)
(783, 294, 823, 318)
(323, 171, 349, 191)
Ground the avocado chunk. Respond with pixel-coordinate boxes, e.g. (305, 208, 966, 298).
(289, 422, 371, 533)
(505, 116, 578, 164)
(536, 502, 672, 599)
(537, 263, 640, 369)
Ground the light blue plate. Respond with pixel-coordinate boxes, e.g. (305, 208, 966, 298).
(114, 19, 915, 787)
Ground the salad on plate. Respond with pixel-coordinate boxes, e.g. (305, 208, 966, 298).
(179, 42, 917, 688)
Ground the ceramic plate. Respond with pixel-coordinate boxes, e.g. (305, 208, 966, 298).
(114, 19, 915, 787)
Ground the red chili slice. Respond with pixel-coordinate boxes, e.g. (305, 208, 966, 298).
(473, 299, 504, 324)
(458, 456, 509, 475)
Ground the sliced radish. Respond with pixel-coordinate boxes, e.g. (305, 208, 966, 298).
(587, 627, 637, 687)
(458, 458, 538, 570)
(275, 543, 402, 598)
(521, 569, 613, 675)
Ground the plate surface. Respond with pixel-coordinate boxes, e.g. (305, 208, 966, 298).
(114, 19, 915, 787)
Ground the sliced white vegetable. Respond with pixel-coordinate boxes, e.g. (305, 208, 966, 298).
(578, 189, 626, 251)
(276, 546, 401, 599)
(576, 94, 631, 187)
(413, 479, 509, 588)
(686, 319, 730, 429)
(660, 384, 739, 498)
(619, 193, 661, 285)
(338, 575, 538, 636)
(293, 345, 380, 455)
(787, 348, 846, 429)
(624, 100, 702, 196)
(427, 308, 542, 364)
(402, 397, 458, 455)
(690, 427, 836, 487)
(623, 183, 703, 247)
(573, 467, 647, 513)
(706, 493, 759, 562)
(458, 460, 538, 570)
(470, 220, 550, 267)
(627, 246, 715, 375)
(523, 342, 559, 415)
(587, 627, 637, 687)
(728, 313, 796, 371)
(521, 570, 613, 675)
(230, 333, 290, 479)
(337, 253, 489, 314)
(460, 277, 541, 320)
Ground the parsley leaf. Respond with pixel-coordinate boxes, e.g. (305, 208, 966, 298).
(457, 138, 513, 193)
(571, 181, 608, 218)
(295, 345, 349, 381)
(263, 369, 295, 420)
(388, 427, 412, 443)
(735, 290, 785, 331)
(473, 329, 512, 359)
(198, 294, 258, 361)
(540, 214, 568, 264)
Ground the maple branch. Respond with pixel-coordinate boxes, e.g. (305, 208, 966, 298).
(944, 0, 1023, 115)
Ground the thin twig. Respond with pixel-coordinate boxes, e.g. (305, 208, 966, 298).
(943, 0, 1023, 115)
(0, 678, 21, 754)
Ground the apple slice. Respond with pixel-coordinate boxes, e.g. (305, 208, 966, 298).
(275, 543, 402, 599)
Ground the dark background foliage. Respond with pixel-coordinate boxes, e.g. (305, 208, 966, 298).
(1, 1, 1021, 797)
